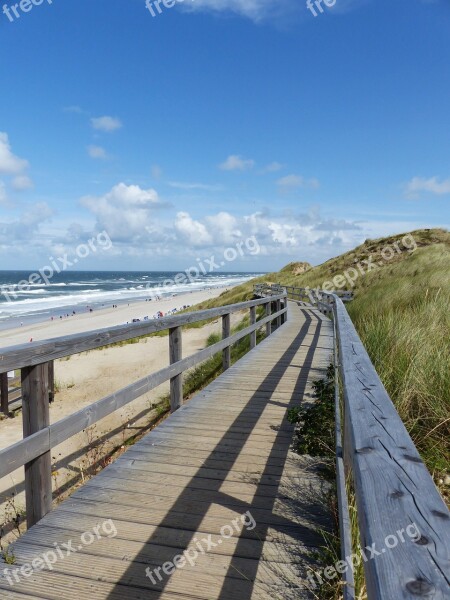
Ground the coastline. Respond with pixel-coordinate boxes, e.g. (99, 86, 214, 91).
(0, 285, 233, 347)
(0, 283, 246, 536)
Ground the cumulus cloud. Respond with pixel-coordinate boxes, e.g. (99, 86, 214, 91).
(63, 105, 84, 114)
(0, 181, 7, 206)
(0, 202, 53, 243)
(185, 0, 299, 22)
(87, 145, 108, 160)
(205, 212, 242, 244)
(91, 116, 123, 133)
(404, 176, 450, 198)
(277, 174, 320, 192)
(151, 165, 163, 180)
(80, 182, 167, 242)
(0, 132, 33, 193)
(168, 181, 223, 192)
(262, 162, 284, 173)
(170, 208, 361, 258)
(219, 155, 255, 171)
(0, 132, 29, 175)
(12, 175, 33, 190)
(174, 212, 213, 246)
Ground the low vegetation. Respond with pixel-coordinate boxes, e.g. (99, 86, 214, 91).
(287, 365, 342, 599)
(196, 228, 449, 497)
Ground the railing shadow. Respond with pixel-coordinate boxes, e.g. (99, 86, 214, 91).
(104, 307, 326, 599)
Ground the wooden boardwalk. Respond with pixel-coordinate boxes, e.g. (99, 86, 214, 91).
(0, 303, 334, 600)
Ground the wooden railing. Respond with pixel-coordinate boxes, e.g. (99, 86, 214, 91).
(0, 292, 288, 528)
(259, 285, 450, 600)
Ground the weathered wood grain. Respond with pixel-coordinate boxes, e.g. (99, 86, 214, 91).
(21, 363, 52, 528)
(0, 302, 332, 600)
(332, 293, 450, 598)
(169, 326, 183, 412)
(0, 305, 287, 480)
(222, 313, 231, 371)
(0, 294, 285, 372)
(0, 371, 8, 414)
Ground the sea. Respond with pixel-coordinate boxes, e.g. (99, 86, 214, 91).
(0, 270, 262, 331)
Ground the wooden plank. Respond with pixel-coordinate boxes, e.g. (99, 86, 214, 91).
(0, 569, 200, 600)
(169, 326, 183, 412)
(48, 361, 54, 404)
(0, 301, 333, 600)
(249, 306, 257, 349)
(21, 363, 52, 528)
(332, 293, 450, 599)
(333, 316, 355, 600)
(222, 313, 231, 371)
(0, 294, 285, 372)
(0, 307, 287, 480)
(0, 371, 8, 414)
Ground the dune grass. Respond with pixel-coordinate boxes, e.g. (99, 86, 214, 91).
(196, 228, 449, 494)
(346, 243, 450, 482)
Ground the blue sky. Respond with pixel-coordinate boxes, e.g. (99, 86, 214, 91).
(0, 0, 449, 271)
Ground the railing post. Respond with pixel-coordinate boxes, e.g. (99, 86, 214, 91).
(21, 363, 52, 528)
(222, 313, 231, 371)
(1, 372, 9, 415)
(48, 361, 55, 404)
(265, 301, 272, 337)
(276, 298, 282, 329)
(250, 306, 257, 350)
(169, 326, 183, 412)
(283, 294, 288, 323)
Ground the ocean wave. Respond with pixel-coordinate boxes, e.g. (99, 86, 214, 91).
(0, 274, 257, 321)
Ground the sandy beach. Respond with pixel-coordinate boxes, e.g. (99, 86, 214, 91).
(0, 285, 244, 541)
(0, 286, 232, 347)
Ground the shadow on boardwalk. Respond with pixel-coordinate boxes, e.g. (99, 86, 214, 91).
(107, 308, 330, 600)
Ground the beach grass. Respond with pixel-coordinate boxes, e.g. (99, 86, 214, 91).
(192, 228, 450, 495)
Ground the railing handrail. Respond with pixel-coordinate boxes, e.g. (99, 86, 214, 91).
(0, 291, 288, 529)
(0, 293, 286, 372)
(261, 284, 450, 600)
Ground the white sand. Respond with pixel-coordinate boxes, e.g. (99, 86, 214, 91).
(0, 286, 231, 347)
(0, 285, 245, 540)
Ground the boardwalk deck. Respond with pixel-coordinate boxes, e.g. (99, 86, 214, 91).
(0, 303, 334, 600)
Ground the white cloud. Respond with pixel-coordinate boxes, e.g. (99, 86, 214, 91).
(0, 181, 7, 206)
(277, 174, 320, 191)
(219, 155, 255, 171)
(81, 183, 166, 241)
(63, 105, 84, 114)
(168, 181, 223, 192)
(185, 0, 299, 22)
(87, 145, 108, 160)
(12, 175, 33, 191)
(404, 176, 450, 198)
(91, 116, 123, 133)
(0, 202, 53, 244)
(174, 212, 213, 246)
(151, 164, 163, 180)
(0, 132, 33, 192)
(0, 132, 29, 175)
(262, 161, 284, 173)
(205, 212, 242, 243)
